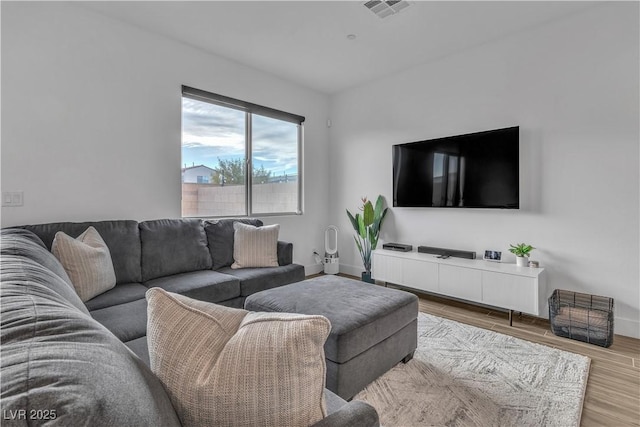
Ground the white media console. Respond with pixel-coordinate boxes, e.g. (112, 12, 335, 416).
(372, 248, 547, 325)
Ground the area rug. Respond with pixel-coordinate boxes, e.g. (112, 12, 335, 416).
(354, 313, 590, 427)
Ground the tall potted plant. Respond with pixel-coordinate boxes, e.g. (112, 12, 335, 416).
(346, 195, 388, 283)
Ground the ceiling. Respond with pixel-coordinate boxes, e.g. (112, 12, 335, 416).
(80, 1, 595, 95)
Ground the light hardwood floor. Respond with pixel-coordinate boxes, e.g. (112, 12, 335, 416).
(394, 284, 640, 426)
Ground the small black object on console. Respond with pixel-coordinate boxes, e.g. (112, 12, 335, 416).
(382, 243, 413, 252)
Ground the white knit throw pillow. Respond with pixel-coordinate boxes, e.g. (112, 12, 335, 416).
(51, 226, 116, 302)
(231, 222, 279, 269)
(146, 288, 330, 427)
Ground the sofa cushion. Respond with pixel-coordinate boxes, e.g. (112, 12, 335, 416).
(144, 270, 240, 303)
(204, 218, 263, 269)
(20, 220, 142, 283)
(0, 228, 75, 290)
(2, 227, 47, 248)
(0, 256, 180, 427)
(89, 298, 148, 343)
(146, 288, 330, 427)
(125, 336, 150, 366)
(217, 264, 305, 297)
(85, 282, 149, 311)
(140, 219, 212, 281)
(231, 222, 280, 269)
(277, 240, 294, 266)
(0, 234, 89, 316)
(52, 227, 117, 302)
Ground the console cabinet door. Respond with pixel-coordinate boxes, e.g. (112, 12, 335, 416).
(439, 265, 482, 301)
(482, 271, 538, 315)
(372, 252, 403, 284)
(403, 259, 439, 293)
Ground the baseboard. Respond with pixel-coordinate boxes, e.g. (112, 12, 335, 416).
(339, 263, 363, 278)
(304, 263, 323, 277)
(304, 263, 363, 279)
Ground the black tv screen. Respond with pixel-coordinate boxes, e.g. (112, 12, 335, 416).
(393, 126, 519, 208)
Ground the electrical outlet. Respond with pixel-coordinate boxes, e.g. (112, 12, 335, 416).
(312, 249, 322, 265)
(2, 191, 23, 207)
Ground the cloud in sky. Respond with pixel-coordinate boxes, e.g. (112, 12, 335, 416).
(181, 98, 244, 150)
(182, 98, 299, 175)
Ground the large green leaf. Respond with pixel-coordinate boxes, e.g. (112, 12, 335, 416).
(346, 209, 359, 232)
(371, 207, 388, 235)
(369, 226, 378, 250)
(363, 200, 374, 227)
(357, 214, 367, 239)
(374, 196, 384, 220)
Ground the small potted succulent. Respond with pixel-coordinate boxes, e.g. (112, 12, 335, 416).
(509, 243, 535, 267)
(346, 195, 388, 283)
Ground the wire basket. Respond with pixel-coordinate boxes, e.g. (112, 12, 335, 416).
(548, 289, 614, 348)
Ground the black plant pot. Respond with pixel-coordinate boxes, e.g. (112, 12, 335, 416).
(361, 272, 374, 284)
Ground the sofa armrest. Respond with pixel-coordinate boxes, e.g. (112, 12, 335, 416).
(311, 401, 380, 427)
(277, 241, 293, 266)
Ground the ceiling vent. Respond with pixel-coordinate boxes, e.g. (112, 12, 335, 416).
(364, 0, 410, 19)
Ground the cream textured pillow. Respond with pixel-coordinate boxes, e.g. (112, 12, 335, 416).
(51, 226, 116, 302)
(231, 222, 279, 269)
(146, 288, 330, 427)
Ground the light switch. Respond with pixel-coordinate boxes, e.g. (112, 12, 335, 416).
(11, 192, 23, 206)
(2, 191, 24, 207)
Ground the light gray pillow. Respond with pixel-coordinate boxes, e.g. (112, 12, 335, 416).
(204, 218, 263, 269)
(231, 222, 279, 269)
(146, 288, 330, 427)
(52, 226, 116, 302)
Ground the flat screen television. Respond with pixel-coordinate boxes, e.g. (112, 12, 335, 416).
(393, 126, 519, 208)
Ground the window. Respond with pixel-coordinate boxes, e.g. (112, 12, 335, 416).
(181, 86, 304, 217)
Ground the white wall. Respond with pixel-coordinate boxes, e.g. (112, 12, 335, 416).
(329, 3, 640, 337)
(0, 2, 329, 274)
(2, 2, 638, 337)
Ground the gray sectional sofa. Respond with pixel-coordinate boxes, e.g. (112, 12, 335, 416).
(0, 219, 379, 426)
(14, 218, 304, 363)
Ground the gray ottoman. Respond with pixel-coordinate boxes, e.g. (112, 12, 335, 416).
(244, 275, 418, 400)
